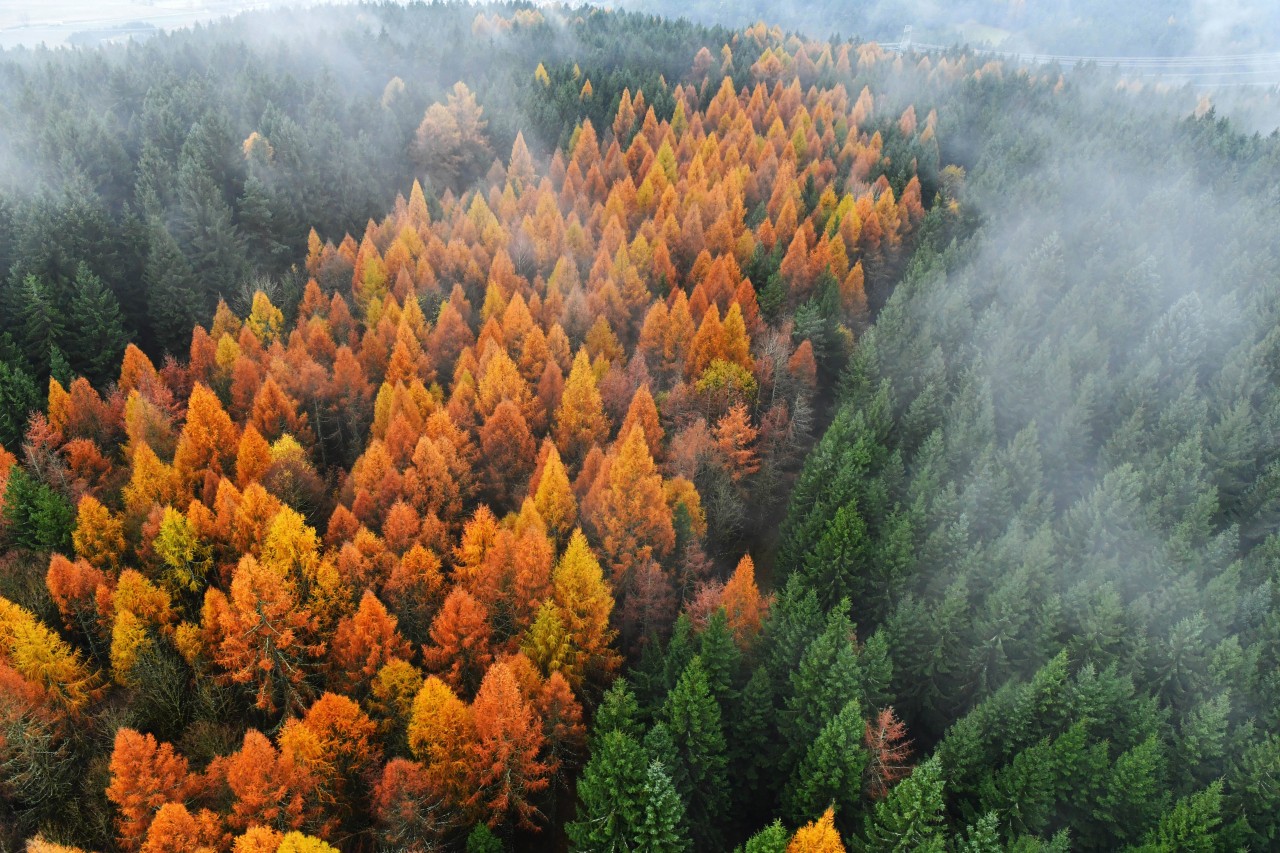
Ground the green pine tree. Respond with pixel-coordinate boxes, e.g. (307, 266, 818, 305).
(567, 729, 648, 852)
(635, 760, 691, 853)
(663, 656, 729, 849)
(67, 262, 129, 386)
(783, 697, 868, 825)
(855, 756, 947, 853)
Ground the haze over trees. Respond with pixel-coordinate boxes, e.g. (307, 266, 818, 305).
(1, 3, 1279, 853)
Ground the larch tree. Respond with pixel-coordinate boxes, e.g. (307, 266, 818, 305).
(106, 728, 190, 852)
(407, 675, 477, 815)
(864, 707, 913, 800)
(552, 528, 620, 686)
(412, 82, 494, 193)
(172, 383, 239, 503)
(532, 441, 578, 547)
(721, 554, 766, 647)
(598, 424, 675, 593)
(72, 494, 125, 571)
(424, 587, 493, 697)
(480, 399, 536, 508)
(201, 555, 322, 716)
(788, 807, 845, 853)
(327, 590, 412, 696)
(467, 659, 551, 831)
(554, 349, 610, 465)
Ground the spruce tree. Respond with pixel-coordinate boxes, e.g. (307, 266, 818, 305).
(67, 263, 128, 386)
(593, 677, 644, 746)
(17, 274, 63, 377)
(145, 225, 203, 356)
(856, 757, 947, 853)
(743, 820, 789, 853)
(783, 698, 868, 825)
(698, 609, 742, 711)
(566, 730, 648, 852)
(635, 761, 691, 853)
(0, 359, 38, 448)
(782, 604, 862, 770)
(663, 656, 729, 849)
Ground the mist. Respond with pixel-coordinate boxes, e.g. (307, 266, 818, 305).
(2, 3, 1280, 850)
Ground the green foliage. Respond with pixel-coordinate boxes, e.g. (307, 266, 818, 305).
(855, 757, 947, 853)
(67, 263, 128, 387)
(2, 467, 74, 553)
(662, 656, 728, 849)
(0, 359, 38, 448)
(742, 820, 789, 853)
(635, 761, 691, 853)
(782, 698, 867, 825)
(594, 677, 645, 746)
(466, 823, 504, 853)
(1134, 782, 1222, 853)
(567, 730, 649, 853)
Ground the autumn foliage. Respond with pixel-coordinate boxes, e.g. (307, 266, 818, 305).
(0, 29, 932, 849)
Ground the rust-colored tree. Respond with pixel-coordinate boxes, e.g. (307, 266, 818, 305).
(467, 660, 550, 831)
(863, 706, 913, 799)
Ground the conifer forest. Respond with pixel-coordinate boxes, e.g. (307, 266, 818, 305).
(1, 3, 1280, 852)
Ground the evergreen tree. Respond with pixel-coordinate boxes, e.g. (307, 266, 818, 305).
(3, 467, 75, 553)
(593, 677, 645, 746)
(0, 359, 38, 448)
(698, 609, 741, 710)
(67, 263, 129, 386)
(855, 757, 947, 853)
(635, 760, 691, 853)
(743, 820, 789, 853)
(783, 698, 868, 825)
(662, 656, 729, 849)
(567, 730, 648, 852)
(144, 225, 203, 356)
(17, 274, 63, 377)
(781, 605, 862, 771)
(466, 823, 504, 853)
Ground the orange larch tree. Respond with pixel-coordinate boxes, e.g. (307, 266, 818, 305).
(467, 660, 550, 831)
(106, 728, 190, 852)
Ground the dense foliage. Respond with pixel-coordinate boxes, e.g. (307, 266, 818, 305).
(0, 10, 940, 851)
(4, 3, 1280, 852)
(618, 0, 1279, 56)
(0, 2, 745, 383)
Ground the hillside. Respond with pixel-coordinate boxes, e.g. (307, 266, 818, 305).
(2, 4, 1280, 853)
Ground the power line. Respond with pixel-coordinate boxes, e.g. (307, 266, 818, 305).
(883, 41, 1280, 88)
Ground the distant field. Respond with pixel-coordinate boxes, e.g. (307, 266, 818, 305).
(0, 0, 357, 48)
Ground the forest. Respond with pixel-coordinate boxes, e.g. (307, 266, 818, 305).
(1, 2, 1279, 853)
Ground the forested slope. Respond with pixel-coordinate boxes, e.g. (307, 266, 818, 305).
(0, 12, 943, 851)
(3, 3, 1280, 852)
(769, 55, 1280, 851)
(0, 3, 740, 390)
